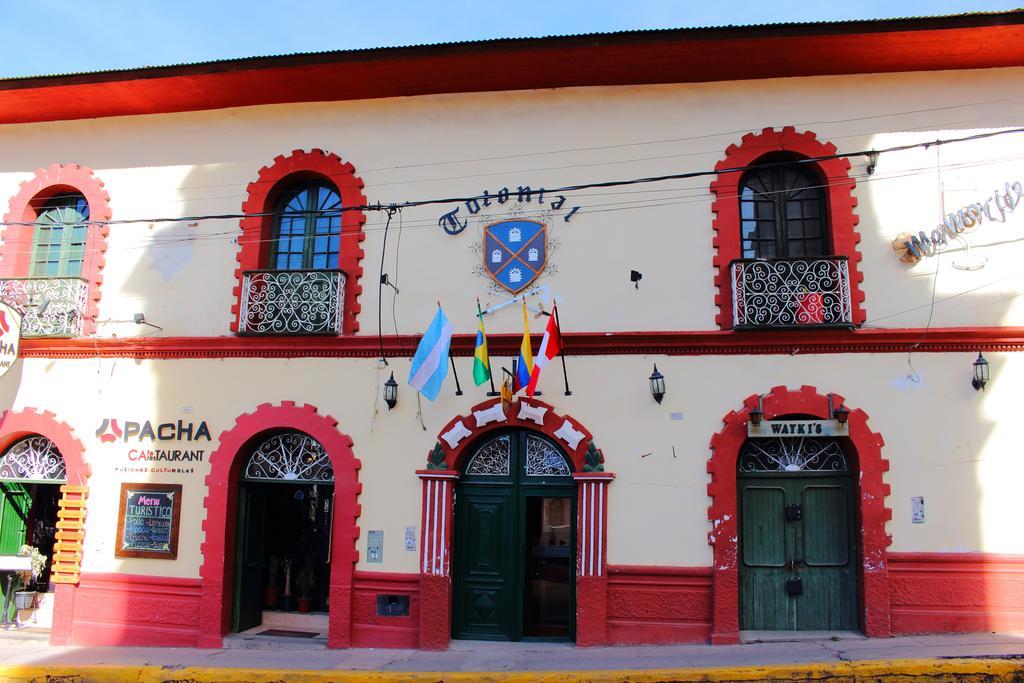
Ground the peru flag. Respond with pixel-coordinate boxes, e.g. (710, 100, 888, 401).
(525, 304, 563, 397)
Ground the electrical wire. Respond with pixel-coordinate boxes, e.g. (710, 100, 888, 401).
(3, 127, 1022, 229)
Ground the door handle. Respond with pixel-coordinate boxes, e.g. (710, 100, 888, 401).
(788, 559, 806, 572)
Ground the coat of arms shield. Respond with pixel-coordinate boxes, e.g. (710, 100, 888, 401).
(483, 220, 547, 293)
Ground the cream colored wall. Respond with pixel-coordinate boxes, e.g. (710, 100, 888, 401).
(0, 350, 1019, 578)
(0, 68, 1022, 336)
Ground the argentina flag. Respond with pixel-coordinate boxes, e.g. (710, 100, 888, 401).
(408, 305, 453, 401)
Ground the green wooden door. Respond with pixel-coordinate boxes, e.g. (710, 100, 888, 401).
(0, 484, 30, 555)
(232, 484, 267, 632)
(452, 431, 576, 642)
(452, 488, 517, 640)
(739, 475, 857, 631)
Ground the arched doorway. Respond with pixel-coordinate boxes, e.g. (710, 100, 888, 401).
(452, 430, 576, 641)
(737, 435, 857, 631)
(707, 386, 891, 644)
(232, 430, 335, 634)
(0, 435, 67, 620)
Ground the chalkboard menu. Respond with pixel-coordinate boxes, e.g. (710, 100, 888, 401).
(115, 483, 182, 559)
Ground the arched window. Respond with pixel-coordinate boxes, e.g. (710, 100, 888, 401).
(269, 183, 343, 271)
(739, 162, 828, 259)
(30, 193, 90, 277)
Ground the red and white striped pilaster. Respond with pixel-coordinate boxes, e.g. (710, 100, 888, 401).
(574, 472, 614, 578)
(417, 470, 458, 577)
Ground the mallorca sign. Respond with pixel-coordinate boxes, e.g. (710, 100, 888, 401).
(484, 220, 548, 293)
(0, 302, 22, 380)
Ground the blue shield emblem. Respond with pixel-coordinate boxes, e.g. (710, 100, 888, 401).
(483, 220, 547, 293)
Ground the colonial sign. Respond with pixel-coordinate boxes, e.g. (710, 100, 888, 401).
(484, 220, 548, 293)
(0, 302, 22, 380)
(438, 185, 580, 236)
(748, 419, 848, 438)
(893, 179, 1022, 263)
(115, 482, 182, 559)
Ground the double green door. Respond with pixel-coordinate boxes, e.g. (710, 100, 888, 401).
(739, 475, 857, 631)
(452, 431, 576, 641)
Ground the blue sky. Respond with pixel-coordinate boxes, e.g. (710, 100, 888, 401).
(0, 0, 1018, 78)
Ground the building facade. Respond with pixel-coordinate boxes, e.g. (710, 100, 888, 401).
(0, 12, 1023, 649)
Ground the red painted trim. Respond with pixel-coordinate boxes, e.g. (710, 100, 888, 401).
(233, 149, 367, 334)
(429, 397, 600, 472)
(352, 571, 419, 649)
(18, 326, 1024, 359)
(1, 17, 1023, 124)
(0, 163, 112, 335)
(710, 127, 863, 329)
(888, 552, 1024, 635)
(418, 398, 611, 649)
(0, 408, 90, 646)
(706, 385, 891, 644)
(61, 573, 202, 647)
(606, 565, 712, 644)
(198, 401, 362, 648)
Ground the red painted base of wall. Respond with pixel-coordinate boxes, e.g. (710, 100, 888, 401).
(889, 553, 1024, 635)
(57, 573, 202, 647)
(607, 566, 712, 645)
(352, 571, 419, 648)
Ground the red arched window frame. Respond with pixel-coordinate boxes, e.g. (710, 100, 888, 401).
(232, 149, 367, 334)
(710, 127, 865, 330)
(0, 163, 112, 335)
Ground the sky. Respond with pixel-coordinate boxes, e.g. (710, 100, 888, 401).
(0, 0, 1020, 79)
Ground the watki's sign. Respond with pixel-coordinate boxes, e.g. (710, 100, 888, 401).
(0, 302, 21, 380)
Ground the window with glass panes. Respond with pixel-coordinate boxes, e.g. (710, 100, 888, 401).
(269, 183, 342, 270)
(30, 194, 90, 277)
(739, 163, 828, 259)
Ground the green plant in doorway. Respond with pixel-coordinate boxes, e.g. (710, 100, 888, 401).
(264, 554, 281, 609)
(14, 545, 46, 611)
(296, 556, 316, 613)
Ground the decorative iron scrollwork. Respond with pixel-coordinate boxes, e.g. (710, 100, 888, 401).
(242, 431, 334, 483)
(731, 257, 853, 328)
(0, 436, 67, 482)
(739, 437, 849, 473)
(464, 435, 510, 476)
(238, 269, 345, 335)
(524, 435, 571, 477)
(0, 277, 89, 338)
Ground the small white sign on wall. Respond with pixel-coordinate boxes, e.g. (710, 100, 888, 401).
(911, 496, 925, 524)
(404, 526, 417, 552)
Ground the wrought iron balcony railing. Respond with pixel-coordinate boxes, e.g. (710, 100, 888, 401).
(0, 277, 89, 338)
(238, 269, 346, 335)
(731, 257, 853, 329)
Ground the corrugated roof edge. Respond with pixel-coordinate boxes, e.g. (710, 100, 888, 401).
(2, 8, 1023, 85)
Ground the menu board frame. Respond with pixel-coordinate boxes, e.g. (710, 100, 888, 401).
(114, 482, 182, 559)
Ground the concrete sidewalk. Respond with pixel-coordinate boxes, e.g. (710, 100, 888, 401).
(0, 632, 1021, 681)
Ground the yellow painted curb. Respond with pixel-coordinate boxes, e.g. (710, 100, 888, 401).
(0, 658, 1021, 682)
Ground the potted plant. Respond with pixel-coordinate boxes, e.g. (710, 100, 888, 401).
(279, 557, 296, 612)
(263, 554, 280, 609)
(14, 545, 45, 610)
(295, 557, 316, 613)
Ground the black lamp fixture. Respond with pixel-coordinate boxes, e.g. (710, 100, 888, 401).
(749, 395, 764, 427)
(649, 364, 665, 404)
(383, 372, 399, 410)
(972, 352, 990, 391)
(833, 404, 850, 425)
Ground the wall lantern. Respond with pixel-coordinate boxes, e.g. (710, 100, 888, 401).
(383, 372, 399, 410)
(833, 404, 850, 425)
(972, 352, 990, 391)
(749, 394, 765, 426)
(649, 364, 665, 404)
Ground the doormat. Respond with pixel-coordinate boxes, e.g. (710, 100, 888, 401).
(257, 629, 319, 638)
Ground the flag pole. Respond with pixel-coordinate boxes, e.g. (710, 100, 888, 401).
(478, 298, 499, 396)
(449, 354, 463, 396)
(553, 304, 572, 396)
